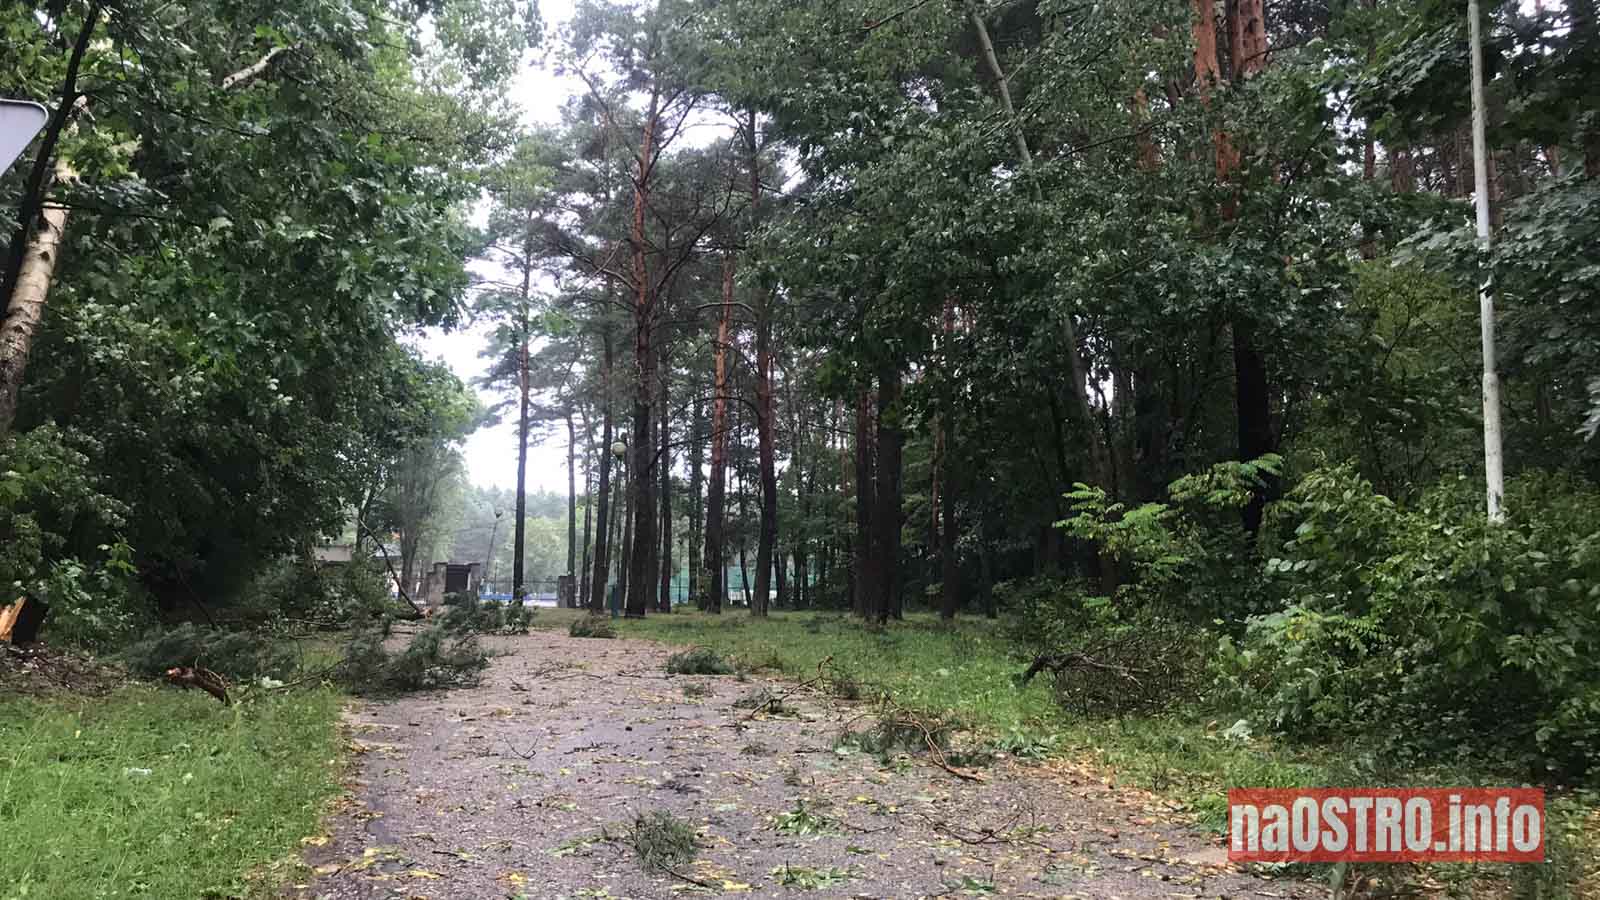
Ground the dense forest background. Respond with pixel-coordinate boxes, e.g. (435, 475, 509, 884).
(4, 0, 1600, 786)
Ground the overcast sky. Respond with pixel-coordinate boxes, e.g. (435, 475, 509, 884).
(409, 0, 581, 495)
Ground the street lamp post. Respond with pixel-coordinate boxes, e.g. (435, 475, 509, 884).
(484, 507, 505, 590)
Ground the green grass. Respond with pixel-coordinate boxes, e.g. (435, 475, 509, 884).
(619, 610, 1060, 735)
(614, 609, 1598, 895)
(0, 684, 345, 900)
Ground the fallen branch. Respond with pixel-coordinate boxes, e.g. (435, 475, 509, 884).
(1020, 650, 1147, 688)
(165, 665, 230, 704)
(739, 655, 833, 721)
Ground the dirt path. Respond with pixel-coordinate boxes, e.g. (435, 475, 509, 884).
(292, 631, 1312, 899)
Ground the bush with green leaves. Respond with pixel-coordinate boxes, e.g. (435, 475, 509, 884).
(0, 426, 143, 648)
(36, 542, 148, 651)
(439, 597, 535, 635)
(1001, 577, 1208, 715)
(569, 615, 617, 639)
(337, 625, 489, 695)
(119, 623, 298, 682)
(1058, 455, 1280, 620)
(1219, 465, 1600, 775)
(665, 647, 733, 675)
(236, 558, 396, 626)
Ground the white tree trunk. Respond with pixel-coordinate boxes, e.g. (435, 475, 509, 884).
(0, 159, 73, 435)
(1468, 0, 1506, 522)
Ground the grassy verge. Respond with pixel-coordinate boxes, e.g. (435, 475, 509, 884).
(602, 608, 1597, 896)
(0, 684, 345, 900)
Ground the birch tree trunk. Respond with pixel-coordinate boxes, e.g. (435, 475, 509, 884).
(0, 160, 72, 435)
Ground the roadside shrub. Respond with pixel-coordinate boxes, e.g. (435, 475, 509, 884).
(440, 597, 535, 635)
(1002, 576, 1209, 715)
(36, 543, 147, 651)
(120, 623, 297, 681)
(1058, 455, 1280, 620)
(503, 600, 534, 633)
(441, 596, 501, 633)
(569, 615, 617, 639)
(665, 647, 733, 675)
(337, 625, 489, 695)
(239, 558, 395, 626)
(1219, 465, 1600, 775)
(1, 426, 140, 649)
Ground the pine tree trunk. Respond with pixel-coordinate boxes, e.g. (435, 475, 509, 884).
(589, 331, 616, 614)
(872, 365, 904, 624)
(624, 88, 661, 619)
(567, 410, 578, 581)
(658, 354, 673, 612)
(580, 456, 594, 608)
(1224, 0, 1276, 533)
(939, 414, 959, 620)
(688, 390, 704, 604)
(852, 389, 876, 618)
(513, 332, 530, 601)
(752, 320, 776, 617)
(702, 254, 734, 614)
(619, 454, 633, 606)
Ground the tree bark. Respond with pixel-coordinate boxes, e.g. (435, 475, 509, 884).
(580, 456, 594, 608)
(658, 351, 673, 612)
(1224, 0, 1275, 533)
(872, 365, 904, 624)
(588, 331, 616, 614)
(852, 389, 876, 618)
(752, 315, 776, 616)
(939, 414, 959, 621)
(701, 253, 734, 614)
(624, 87, 661, 619)
(619, 451, 633, 606)
(567, 409, 578, 580)
(0, 160, 73, 436)
(513, 329, 530, 601)
(0, 2, 102, 437)
(687, 388, 704, 604)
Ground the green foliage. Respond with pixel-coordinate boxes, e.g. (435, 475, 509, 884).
(1057, 456, 1281, 620)
(119, 624, 297, 683)
(337, 625, 489, 696)
(438, 597, 533, 635)
(3, 0, 533, 615)
(0, 685, 343, 900)
(569, 615, 617, 639)
(771, 799, 837, 836)
(0, 426, 141, 648)
(1220, 466, 1600, 775)
(772, 864, 852, 889)
(36, 543, 146, 651)
(664, 647, 733, 675)
(618, 610, 1057, 736)
(624, 810, 697, 870)
(236, 558, 394, 626)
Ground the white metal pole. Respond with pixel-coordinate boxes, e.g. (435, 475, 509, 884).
(1468, 0, 1506, 523)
